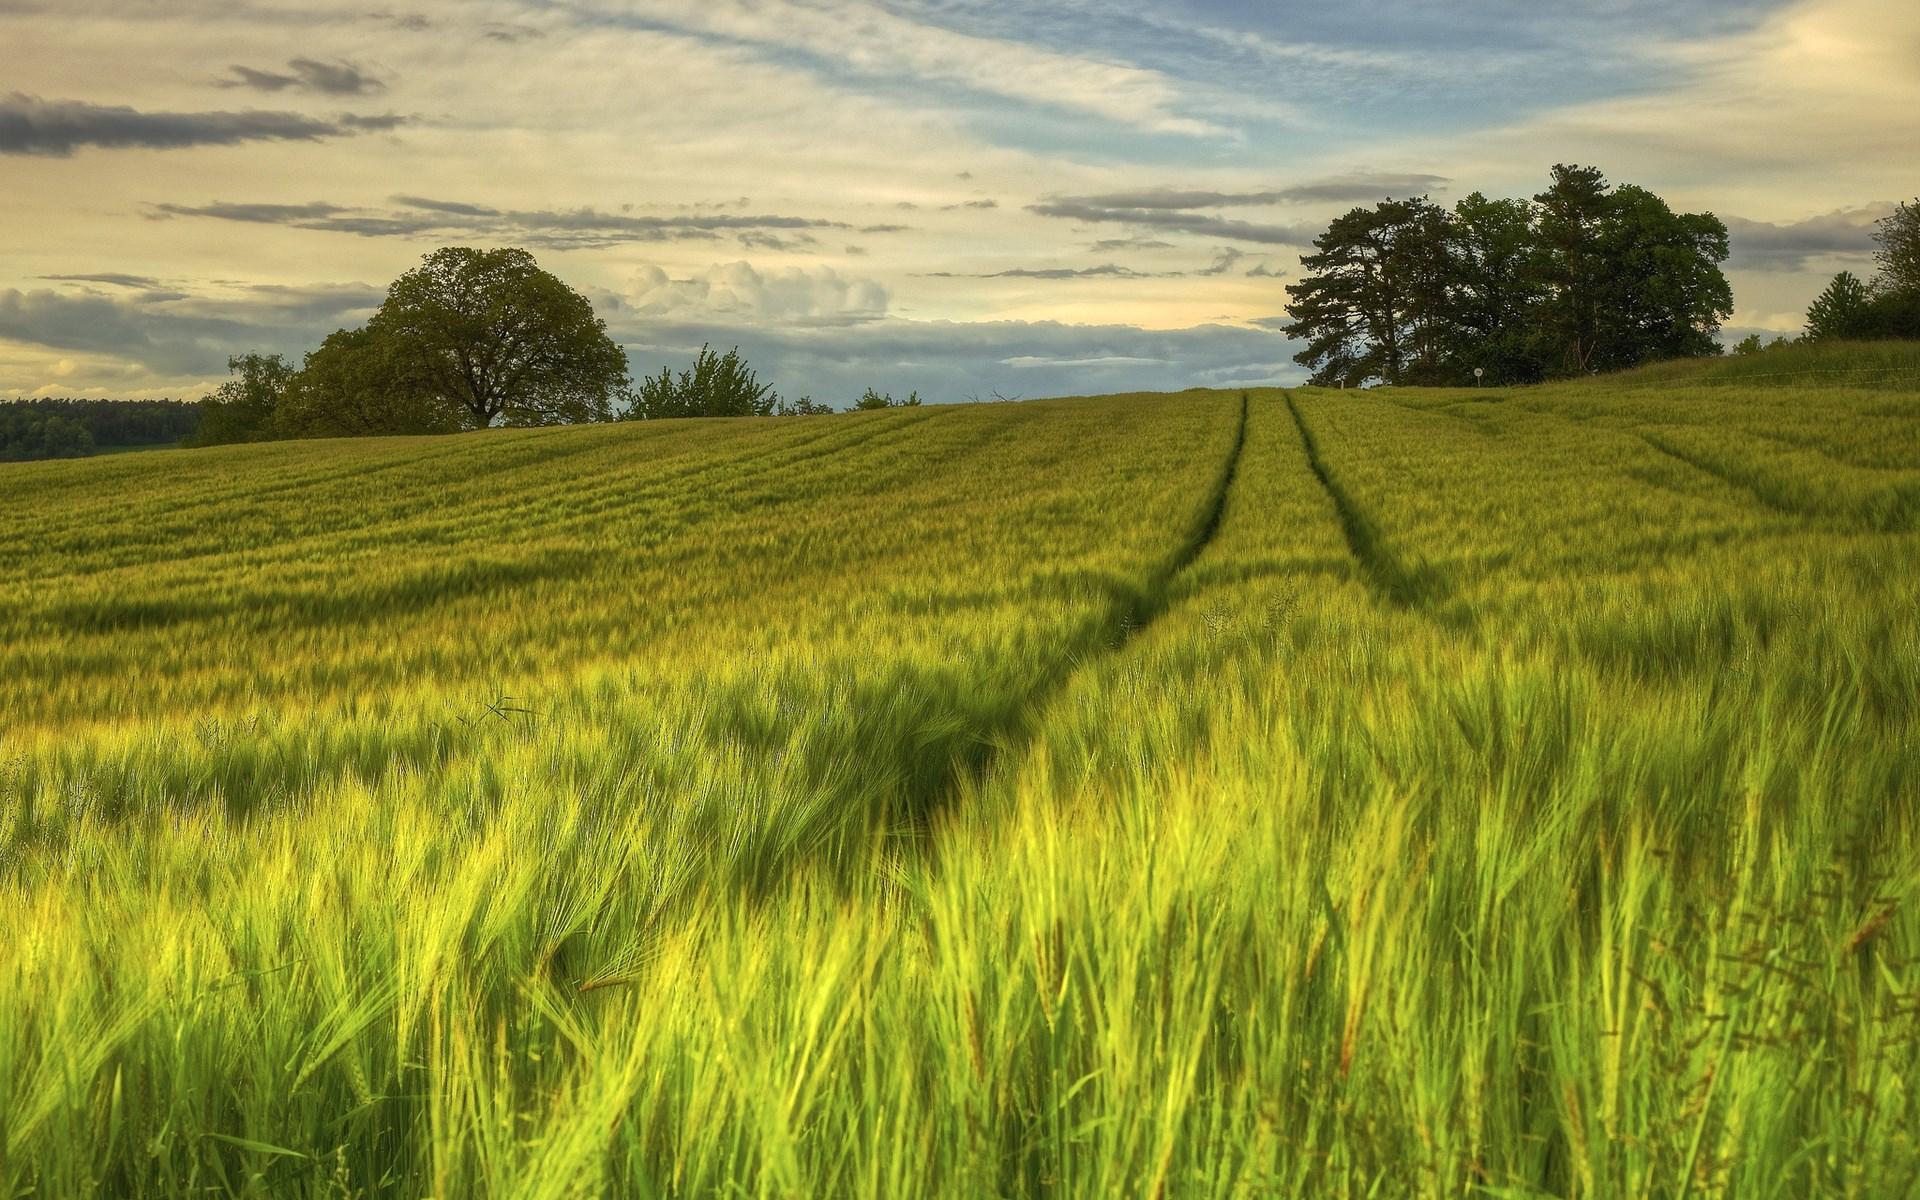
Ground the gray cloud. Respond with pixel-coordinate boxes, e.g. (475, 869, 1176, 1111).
(367, 12, 431, 33)
(1029, 200, 1315, 246)
(41, 272, 166, 290)
(1089, 238, 1175, 252)
(1723, 204, 1894, 271)
(151, 197, 854, 249)
(482, 22, 543, 43)
(610, 315, 1301, 404)
(1271, 172, 1452, 203)
(925, 248, 1263, 281)
(220, 59, 386, 96)
(1052, 173, 1451, 212)
(0, 282, 380, 376)
(1196, 248, 1246, 276)
(389, 194, 500, 217)
(975, 264, 1149, 279)
(0, 93, 403, 156)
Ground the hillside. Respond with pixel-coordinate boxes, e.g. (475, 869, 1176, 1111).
(2, 383, 1918, 1197)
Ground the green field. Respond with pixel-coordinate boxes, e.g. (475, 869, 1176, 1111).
(3, 354, 1918, 1197)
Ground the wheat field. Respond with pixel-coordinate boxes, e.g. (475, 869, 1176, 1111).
(2, 355, 1917, 1197)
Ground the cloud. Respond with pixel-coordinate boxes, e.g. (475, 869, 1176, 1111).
(41, 272, 166, 290)
(608, 314, 1301, 403)
(150, 196, 855, 249)
(617, 261, 889, 325)
(1028, 179, 1429, 245)
(1089, 238, 1175, 252)
(0, 93, 404, 156)
(926, 264, 1152, 280)
(219, 58, 386, 96)
(1722, 204, 1894, 270)
(1272, 172, 1452, 203)
(1196, 248, 1246, 276)
(388, 194, 500, 217)
(928, 248, 1271, 280)
(1040, 172, 1450, 216)
(1028, 199, 1315, 246)
(0, 282, 380, 376)
(609, 0, 1223, 136)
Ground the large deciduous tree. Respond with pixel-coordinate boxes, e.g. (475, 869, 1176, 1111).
(1584, 183, 1732, 370)
(368, 247, 628, 429)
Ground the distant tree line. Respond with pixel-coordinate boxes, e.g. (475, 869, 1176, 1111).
(192, 246, 925, 446)
(1283, 164, 1734, 387)
(0, 398, 200, 462)
(1803, 199, 1920, 341)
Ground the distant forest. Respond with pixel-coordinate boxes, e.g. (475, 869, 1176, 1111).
(0, 398, 200, 462)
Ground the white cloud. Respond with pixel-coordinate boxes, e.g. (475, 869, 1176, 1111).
(622, 261, 889, 324)
(572, 0, 1223, 136)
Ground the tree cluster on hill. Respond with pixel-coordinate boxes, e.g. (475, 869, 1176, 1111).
(1804, 200, 1920, 341)
(193, 247, 629, 446)
(1283, 164, 1733, 388)
(1, 398, 201, 461)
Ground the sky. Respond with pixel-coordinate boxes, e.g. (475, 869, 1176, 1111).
(2, 0, 1916, 404)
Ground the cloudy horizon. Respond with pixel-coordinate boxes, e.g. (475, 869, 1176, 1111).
(3, 0, 1916, 404)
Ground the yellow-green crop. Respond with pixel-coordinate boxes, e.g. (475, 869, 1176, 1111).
(1, 360, 1916, 1197)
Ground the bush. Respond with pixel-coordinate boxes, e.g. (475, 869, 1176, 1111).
(851, 388, 922, 411)
(626, 346, 778, 419)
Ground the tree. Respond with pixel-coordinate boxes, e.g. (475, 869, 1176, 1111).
(1804, 271, 1873, 340)
(1283, 197, 1450, 387)
(275, 327, 462, 438)
(851, 388, 921, 410)
(1873, 198, 1920, 296)
(189, 353, 293, 446)
(1589, 184, 1731, 369)
(625, 345, 778, 419)
(1528, 166, 1729, 374)
(1531, 164, 1614, 375)
(1437, 192, 1545, 385)
(367, 247, 627, 429)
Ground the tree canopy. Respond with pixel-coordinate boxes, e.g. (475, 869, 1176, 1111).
(1283, 164, 1732, 387)
(369, 247, 628, 429)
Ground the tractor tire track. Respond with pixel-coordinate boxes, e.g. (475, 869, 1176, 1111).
(895, 391, 1249, 841)
(1282, 391, 1449, 609)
